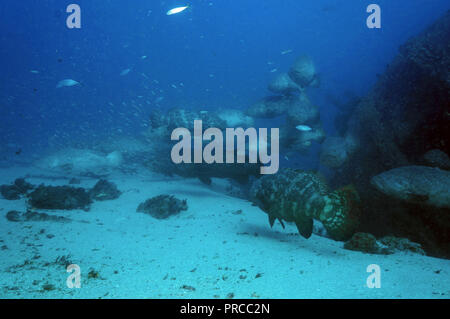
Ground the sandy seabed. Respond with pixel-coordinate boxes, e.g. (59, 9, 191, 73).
(0, 166, 449, 299)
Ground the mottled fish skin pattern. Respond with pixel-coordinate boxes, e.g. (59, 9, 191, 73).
(250, 168, 360, 241)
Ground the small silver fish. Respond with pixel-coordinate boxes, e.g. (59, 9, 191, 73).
(166, 6, 189, 16)
(295, 125, 312, 132)
(56, 79, 80, 88)
(120, 68, 131, 76)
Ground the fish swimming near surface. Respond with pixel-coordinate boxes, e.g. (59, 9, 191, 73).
(166, 6, 189, 16)
(56, 79, 80, 88)
(295, 125, 312, 132)
(120, 68, 131, 76)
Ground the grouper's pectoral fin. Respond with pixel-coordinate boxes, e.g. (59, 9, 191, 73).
(268, 215, 276, 228)
(295, 217, 313, 239)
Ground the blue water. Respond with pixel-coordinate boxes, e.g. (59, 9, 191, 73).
(1, 0, 448, 158)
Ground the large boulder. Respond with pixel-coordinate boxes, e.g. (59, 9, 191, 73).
(268, 72, 301, 95)
(217, 109, 254, 127)
(286, 92, 320, 126)
(326, 11, 450, 258)
(288, 55, 320, 88)
(27, 185, 92, 211)
(245, 96, 291, 118)
(320, 135, 358, 168)
(0, 178, 34, 200)
(371, 166, 450, 209)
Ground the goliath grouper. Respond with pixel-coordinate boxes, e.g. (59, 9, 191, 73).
(250, 168, 360, 241)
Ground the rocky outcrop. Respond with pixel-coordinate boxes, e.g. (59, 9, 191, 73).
(246, 56, 325, 154)
(320, 136, 358, 168)
(268, 73, 302, 94)
(325, 11, 450, 258)
(289, 55, 320, 88)
(0, 178, 34, 200)
(27, 185, 92, 211)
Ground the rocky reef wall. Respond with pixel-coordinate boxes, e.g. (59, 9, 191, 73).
(327, 11, 450, 258)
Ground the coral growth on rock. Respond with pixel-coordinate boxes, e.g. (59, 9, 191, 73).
(0, 178, 34, 200)
(27, 185, 92, 211)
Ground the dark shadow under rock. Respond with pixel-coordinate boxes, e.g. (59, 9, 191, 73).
(0, 178, 34, 200)
(137, 195, 188, 219)
(27, 185, 92, 211)
(68, 178, 81, 185)
(6, 210, 71, 223)
(89, 179, 121, 201)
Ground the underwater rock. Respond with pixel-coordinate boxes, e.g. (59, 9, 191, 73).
(6, 210, 71, 223)
(250, 168, 360, 241)
(320, 136, 358, 168)
(0, 178, 34, 200)
(286, 92, 320, 125)
(27, 185, 92, 211)
(344, 233, 392, 255)
(268, 72, 302, 95)
(245, 96, 291, 118)
(217, 109, 254, 127)
(320, 137, 349, 168)
(423, 149, 450, 170)
(309, 11, 450, 257)
(371, 166, 450, 208)
(280, 123, 326, 154)
(288, 55, 319, 88)
(399, 10, 450, 86)
(136, 195, 188, 219)
(89, 179, 121, 201)
(5, 210, 22, 222)
(35, 148, 123, 176)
